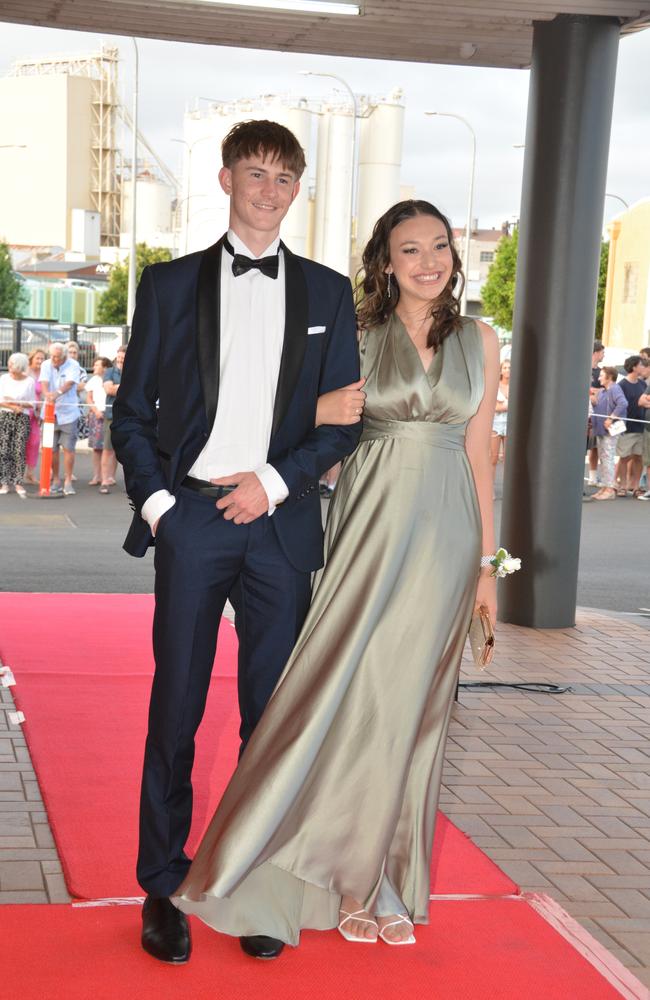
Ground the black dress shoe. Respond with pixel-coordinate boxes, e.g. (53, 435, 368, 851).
(141, 895, 191, 964)
(239, 934, 285, 959)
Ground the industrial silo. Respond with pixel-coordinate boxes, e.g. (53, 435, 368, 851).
(356, 94, 405, 256)
(312, 105, 354, 276)
(121, 170, 174, 249)
(276, 102, 312, 257)
(181, 110, 228, 255)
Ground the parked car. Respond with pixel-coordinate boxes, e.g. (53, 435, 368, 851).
(0, 320, 97, 371)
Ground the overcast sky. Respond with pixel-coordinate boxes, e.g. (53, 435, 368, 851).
(1, 20, 647, 232)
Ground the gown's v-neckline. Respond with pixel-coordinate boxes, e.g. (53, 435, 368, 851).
(393, 312, 443, 383)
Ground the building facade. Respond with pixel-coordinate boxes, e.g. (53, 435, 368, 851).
(452, 223, 511, 317)
(603, 199, 650, 353)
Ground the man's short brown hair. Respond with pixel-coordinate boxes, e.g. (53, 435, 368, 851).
(221, 120, 306, 178)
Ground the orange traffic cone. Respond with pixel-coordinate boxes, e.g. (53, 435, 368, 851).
(36, 399, 63, 500)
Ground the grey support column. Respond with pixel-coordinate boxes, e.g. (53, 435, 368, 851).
(499, 15, 620, 628)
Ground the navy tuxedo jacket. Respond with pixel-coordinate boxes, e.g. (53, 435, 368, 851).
(111, 236, 361, 571)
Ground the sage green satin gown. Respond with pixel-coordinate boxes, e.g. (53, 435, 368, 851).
(175, 315, 485, 945)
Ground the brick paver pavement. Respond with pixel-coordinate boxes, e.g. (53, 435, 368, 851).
(445, 608, 650, 988)
(1, 607, 649, 988)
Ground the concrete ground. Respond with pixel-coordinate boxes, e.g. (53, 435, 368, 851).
(1, 453, 649, 990)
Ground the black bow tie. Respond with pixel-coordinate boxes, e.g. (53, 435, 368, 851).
(223, 237, 279, 280)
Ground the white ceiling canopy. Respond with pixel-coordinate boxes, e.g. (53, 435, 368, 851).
(0, 1, 648, 69)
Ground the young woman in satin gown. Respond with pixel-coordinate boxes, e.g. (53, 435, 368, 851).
(174, 200, 500, 948)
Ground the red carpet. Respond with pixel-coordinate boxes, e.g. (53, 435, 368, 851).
(4, 899, 633, 1000)
(0, 593, 516, 900)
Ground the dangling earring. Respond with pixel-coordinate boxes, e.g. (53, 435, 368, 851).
(387, 273, 392, 299)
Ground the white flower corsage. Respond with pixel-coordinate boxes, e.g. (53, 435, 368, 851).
(482, 548, 522, 578)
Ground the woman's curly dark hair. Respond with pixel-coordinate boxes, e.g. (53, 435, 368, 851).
(355, 199, 465, 352)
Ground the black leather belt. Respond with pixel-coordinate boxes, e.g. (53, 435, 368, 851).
(182, 476, 237, 499)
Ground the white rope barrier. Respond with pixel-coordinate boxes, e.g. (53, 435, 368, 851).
(4, 394, 650, 424)
(589, 413, 650, 427)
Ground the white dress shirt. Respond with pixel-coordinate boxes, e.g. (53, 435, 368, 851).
(142, 230, 289, 530)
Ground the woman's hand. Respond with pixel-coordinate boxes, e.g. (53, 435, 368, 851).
(475, 569, 497, 623)
(315, 378, 366, 427)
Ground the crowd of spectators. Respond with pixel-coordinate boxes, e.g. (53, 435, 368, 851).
(0, 341, 126, 497)
(588, 341, 650, 501)
(2, 335, 649, 505)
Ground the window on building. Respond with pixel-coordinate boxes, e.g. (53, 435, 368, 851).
(480, 251, 494, 262)
(623, 262, 638, 304)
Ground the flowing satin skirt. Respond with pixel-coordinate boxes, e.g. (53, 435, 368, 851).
(174, 417, 481, 945)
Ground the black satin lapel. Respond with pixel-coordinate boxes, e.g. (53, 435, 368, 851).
(271, 244, 308, 439)
(196, 238, 223, 432)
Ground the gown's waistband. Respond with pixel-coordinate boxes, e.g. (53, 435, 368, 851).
(360, 417, 466, 450)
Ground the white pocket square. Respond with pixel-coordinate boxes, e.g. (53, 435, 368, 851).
(307, 325, 326, 335)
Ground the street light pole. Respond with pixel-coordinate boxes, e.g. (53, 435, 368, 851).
(172, 135, 215, 255)
(172, 139, 192, 255)
(126, 38, 139, 327)
(300, 70, 359, 256)
(605, 192, 629, 211)
(425, 111, 476, 316)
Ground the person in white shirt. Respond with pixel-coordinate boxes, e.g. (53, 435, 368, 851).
(39, 342, 82, 495)
(111, 120, 361, 965)
(0, 353, 35, 496)
(84, 356, 111, 485)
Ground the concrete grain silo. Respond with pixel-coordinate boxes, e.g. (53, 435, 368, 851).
(121, 170, 174, 249)
(356, 94, 405, 256)
(312, 106, 354, 275)
(279, 103, 312, 257)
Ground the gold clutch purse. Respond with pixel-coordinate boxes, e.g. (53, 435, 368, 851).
(468, 605, 495, 670)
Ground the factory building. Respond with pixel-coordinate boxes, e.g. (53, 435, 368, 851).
(0, 47, 176, 262)
(1, 44, 406, 284)
(0, 48, 121, 252)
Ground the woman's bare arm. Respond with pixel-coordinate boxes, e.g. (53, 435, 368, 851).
(315, 378, 366, 427)
(464, 322, 501, 620)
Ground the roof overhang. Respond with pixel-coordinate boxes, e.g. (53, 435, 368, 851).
(0, 1, 649, 70)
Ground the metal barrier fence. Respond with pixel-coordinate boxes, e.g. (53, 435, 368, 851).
(0, 318, 128, 371)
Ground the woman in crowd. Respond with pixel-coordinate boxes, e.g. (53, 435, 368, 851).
(85, 357, 112, 486)
(174, 200, 500, 949)
(591, 366, 627, 501)
(0, 353, 36, 497)
(24, 348, 45, 483)
(66, 340, 87, 378)
(616, 355, 647, 497)
(490, 358, 510, 470)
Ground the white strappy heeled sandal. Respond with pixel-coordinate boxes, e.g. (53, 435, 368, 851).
(337, 909, 378, 943)
(377, 914, 416, 945)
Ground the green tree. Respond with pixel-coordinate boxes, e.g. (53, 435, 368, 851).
(594, 240, 609, 340)
(97, 243, 171, 325)
(480, 227, 518, 331)
(0, 241, 28, 318)
(481, 231, 609, 337)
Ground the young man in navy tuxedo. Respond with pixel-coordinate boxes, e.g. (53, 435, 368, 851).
(112, 120, 361, 964)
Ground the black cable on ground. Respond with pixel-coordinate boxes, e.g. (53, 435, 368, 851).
(458, 681, 571, 694)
